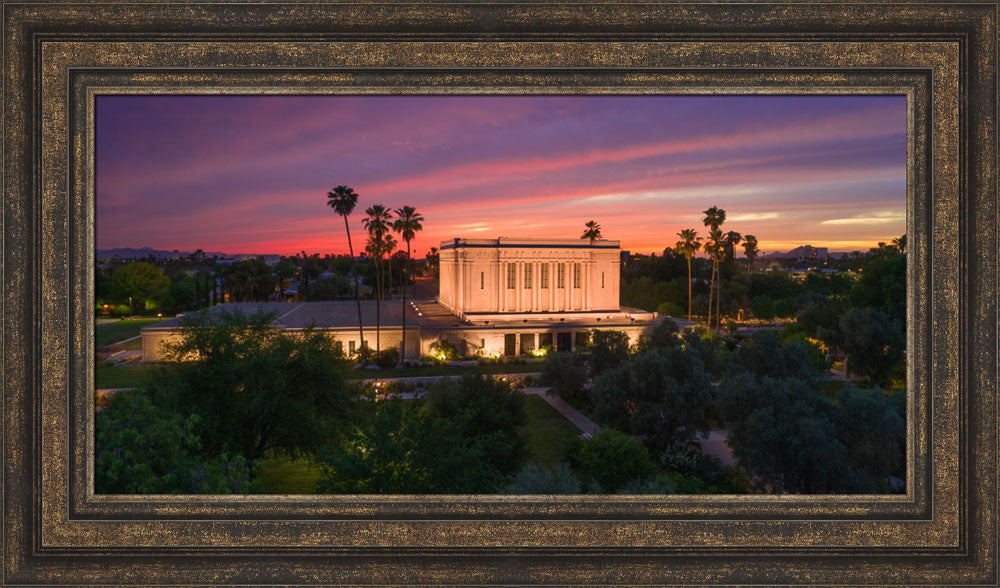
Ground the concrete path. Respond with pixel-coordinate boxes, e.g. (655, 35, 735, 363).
(694, 429, 735, 467)
(522, 387, 599, 437)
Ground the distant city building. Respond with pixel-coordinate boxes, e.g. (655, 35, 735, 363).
(141, 234, 688, 362)
(215, 254, 281, 266)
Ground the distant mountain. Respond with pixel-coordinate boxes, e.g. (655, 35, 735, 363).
(96, 247, 227, 260)
(761, 246, 850, 260)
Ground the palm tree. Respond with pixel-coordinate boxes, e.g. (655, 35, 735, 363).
(892, 234, 907, 254)
(702, 206, 726, 329)
(581, 220, 603, 243)
(718, 230, 742, 332)
(326, 185, 366, 363)
(703, 230, 722, 329)
(363, 204, 393, 357)
(742, 235, 759, 273)
(393, 206, 424, 366)
(383, 233, 398, 297)
(675, 229, 702, 322)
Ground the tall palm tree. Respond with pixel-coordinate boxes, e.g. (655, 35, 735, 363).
(581, 220, 603, 243)
(363, 204, 393, 358)
(718, 230, 742, 332)
(675, 229, 702, 322)
(703, 230, 721, 328)
(326, 185, 366, 363)
(702, 206, 726, 329)
(393, 206, 424, 366)
(742, 235, 759, 273)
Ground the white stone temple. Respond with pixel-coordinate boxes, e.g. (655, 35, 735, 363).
(140, 235, 688, 362)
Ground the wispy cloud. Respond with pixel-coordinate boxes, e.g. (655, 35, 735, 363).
(821, 211, 905, 225)
(96, 95, 906, 255)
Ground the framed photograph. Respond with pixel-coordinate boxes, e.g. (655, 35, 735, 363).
(4, 2, 997, 584)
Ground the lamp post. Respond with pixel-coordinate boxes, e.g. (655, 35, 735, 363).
(128, 296, 132, 319)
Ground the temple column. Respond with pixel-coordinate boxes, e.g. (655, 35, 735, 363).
(516, 261, 523, 312)
(548, 261, 556, 312)
(499, 261, 507, 312)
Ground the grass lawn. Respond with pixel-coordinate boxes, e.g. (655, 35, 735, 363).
(354, 362, 541, 380)
(123, 338, 143, 350)
(95, 362, 161, 389)
(256, 453, 324, 494)
(520, 394, 581, 467)
(820, 379, 848, 400)
(95, 318, 164, 347)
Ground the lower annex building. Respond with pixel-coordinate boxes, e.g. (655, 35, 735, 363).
(140, 236, 689, 361)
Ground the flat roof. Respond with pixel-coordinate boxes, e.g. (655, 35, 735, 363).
(142, 300, 420, 332)
(440, 237, 620, 250)
(141, 300, 690, 334)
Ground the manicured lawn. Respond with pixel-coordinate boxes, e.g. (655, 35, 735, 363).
(123, 338, 143, 350)
(354, 362, 541, 380)
(520, 394, 581, 467)
(820, 379, 848, 398)
(255, 453, 324, 494)
(95, 318, 164, 347)
(95, 362, 161, 389)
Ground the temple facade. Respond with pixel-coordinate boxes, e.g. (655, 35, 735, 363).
(437, 237, 621, 318)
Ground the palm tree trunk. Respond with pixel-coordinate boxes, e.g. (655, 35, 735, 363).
(375, 253, 382, 356)
(387, 256, 393, 299)
(715, 267, 723, 333)
(707, 261, 715, 328)
(344, 217, 366, 364)
(687, 257, 693, 321)
(400, 241, 410, 366)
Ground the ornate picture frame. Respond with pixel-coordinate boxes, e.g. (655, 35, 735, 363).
(3, 2, 996, 584)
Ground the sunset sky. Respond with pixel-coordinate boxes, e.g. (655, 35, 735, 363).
(96, 94, 906, 257)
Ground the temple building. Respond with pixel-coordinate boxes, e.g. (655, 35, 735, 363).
(140, 236, 688, 362)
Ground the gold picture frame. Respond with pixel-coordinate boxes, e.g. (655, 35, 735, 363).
(3, 2, 996, 584)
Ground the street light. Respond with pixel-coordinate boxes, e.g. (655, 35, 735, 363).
(128, 296, 132, 319)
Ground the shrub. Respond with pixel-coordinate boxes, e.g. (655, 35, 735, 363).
(656, 300, 685, 318)
(429, 338, 459, 361)
(504, 462, 582, 494)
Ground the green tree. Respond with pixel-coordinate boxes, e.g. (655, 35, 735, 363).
(149, 308, 356, 462)
(274, 259, 298, 301)
(540, 351, 589, 407)
(589, 347, 713, 453)
(565, 428, 657, 493)
(589, 329, 632, 376)
(716, 374, 847, 493)
(392, 205, 424, 366)
(302, 275, 351, 301)
(742, 234, 759, 273)
(95, 390, 256, 494)
(833, 385, 905, 492)
(110, 261, 170, 314)
(849, 254, 905, 322)
(674, 228, 702, 321)
(725, 329, 821, 383)
(326, 185, 367, 364)
(838, 306, 904, 385)
(749, 294, 775, 321)
(318, 377, 528, 493)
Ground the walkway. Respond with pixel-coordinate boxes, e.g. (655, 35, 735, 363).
(523, 387, 599, 437)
